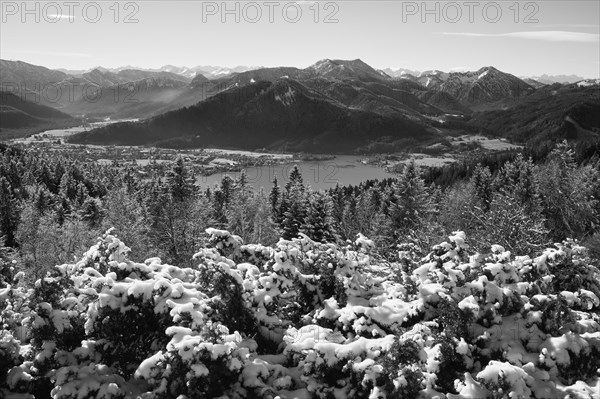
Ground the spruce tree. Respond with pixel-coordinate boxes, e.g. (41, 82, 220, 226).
(79, 197, 105, 228)
(494, 154, 540, 213)
(167, 157, 195, 202)
(0, 177, 19, 247)
(280, 167, 308, 240)
(269, 176, 281, 215)
(389, 161, 431, 237)
(470, 164, 493, 211)
(59, 171, 77, 202)
(302, 192, 340, 243)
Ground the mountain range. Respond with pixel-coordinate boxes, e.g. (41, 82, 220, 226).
(1, 58, 598, 152)
(56, 64, 260, 80)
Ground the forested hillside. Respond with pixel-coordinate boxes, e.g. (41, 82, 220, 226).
(1, 140, 599, 398)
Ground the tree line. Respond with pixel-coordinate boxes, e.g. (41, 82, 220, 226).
(1, 139, 599, 280)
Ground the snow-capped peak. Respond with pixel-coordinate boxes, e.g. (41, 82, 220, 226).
(577, 78, 600, 87)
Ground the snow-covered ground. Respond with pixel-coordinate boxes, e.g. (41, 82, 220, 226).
(2, 229, 599, 398)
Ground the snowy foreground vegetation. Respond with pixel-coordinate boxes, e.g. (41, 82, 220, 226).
(1, 227, 600, 399)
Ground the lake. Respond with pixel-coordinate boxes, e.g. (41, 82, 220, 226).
(197, 155, 398, 191)
(16, 124, 400, 190)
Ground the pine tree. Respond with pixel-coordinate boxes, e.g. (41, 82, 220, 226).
(340, 197, 359, 240)
(279, 167, 308, 240)
(281, 183, 307, 240)
(121, 166, 138, 194)
(54, 196, 71, 226)
(219, 175, 234, 206)
(302, 192, 340, 243)
(33, 186, 53, 214)
(355, 188, 380, 236)
(388, 161, 432, 237)
(75, 182, 89, 206)
(59, 171, 77, 202)
(537, 141, 599, 240)
(53, 161, 66, 192)
(269, 176, 281, 214)
(494, 154, 540, 213)
(0, 177, 19, 247)
(472, 193, 548, 255)
(470, 164, 493, 211)
(251, 188, 279, 245)
(166, 157, 195, 202)
(285, 165, 304, 192)
(38, 162, 56, 193)
(79, 197, 105, 228)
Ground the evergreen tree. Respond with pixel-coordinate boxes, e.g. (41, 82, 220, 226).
(32, 186, 53, 214)
(59, 171, 78, 202)
(279, 167, 308, 240)
(166, 157, 195, 202)
(494, 154, 541, 213)
(537, 141, 599, 240)
(53, 161, 66, 192)
(75, 182, 89, 206)
(269, 176, 281, 214)
(470, 164, 493, 211)
(340, 197, 359, 240)
(285, 165, 304, 193)
(302, 192, 340, 243)
(251, 188, 279, 245)
(226, 178, 254, 242)
(0, 177, 19, 247)
(38, 162, 56, 193)
(388, 161, 432, 237)
(121, 166, 138, 194)
(79, 197, 105, 228)
(102, 187, 150, 261)
(355, 189, 380, 237)
(281, 184, 307, 240)
(471, 193, 548, 255)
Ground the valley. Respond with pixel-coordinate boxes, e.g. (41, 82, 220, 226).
(1, 58, 599, 189)
(7, 118, 527, 190)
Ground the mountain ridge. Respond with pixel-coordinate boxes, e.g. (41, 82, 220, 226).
(4, 58, 598, 153)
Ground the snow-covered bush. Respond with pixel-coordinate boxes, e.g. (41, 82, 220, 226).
(1, 228, 599, 398)
(0, 332, 22, 390)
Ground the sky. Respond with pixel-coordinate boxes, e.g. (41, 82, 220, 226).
(1, 0, 599, 78)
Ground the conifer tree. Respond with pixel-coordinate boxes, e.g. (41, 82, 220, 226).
(285, 165, 304, 193)
(32, 186, 53, 215)
(388, 161, 432, 237)
(538, 141, 599, 240)
(494, 154, 540, 213)
(470, 164, 493, 211)
(269, 176, 281, 215)
(79, 197, 105, 228)
(166, 157, 195, 202)
(59, 171, 78, 202)
(280, 167, 308, 240)
(0, 177, 19, 247)
(302, 192, 340, 243)
(38, 162, 56, 193)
